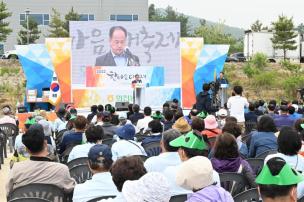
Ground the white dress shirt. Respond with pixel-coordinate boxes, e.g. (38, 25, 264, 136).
(98, 192, 125, 202)
(111, 140, 147, 161)
(144, 152, 181, 172)
(163, 164, 221, 196)
(68, 143, 95, 162)
(227, 95, 249, 123)
(73, 172, 119, 202)
(136, 116, 153, 131)
(0, 115, 16, 125)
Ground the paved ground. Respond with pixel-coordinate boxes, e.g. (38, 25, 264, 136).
(0, 152, 12, 202)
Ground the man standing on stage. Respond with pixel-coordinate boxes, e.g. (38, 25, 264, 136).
(216, 72, 229, 85)
(132, 74, 142, 88)
(95, 26, 140, 66)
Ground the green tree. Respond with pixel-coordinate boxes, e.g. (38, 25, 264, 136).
(0, 1, 12, 42)
(48, 8, 68, 37)
(64, 7, 80, 33)
(148, 5, 190, 37)
(194, 22, 242, 53)
(251, 20, 263, 32)
(271, 15, 297, 60)
(17, 17, 41, 44)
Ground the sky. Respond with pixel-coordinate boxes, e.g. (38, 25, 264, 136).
(149, 0, 304, 29)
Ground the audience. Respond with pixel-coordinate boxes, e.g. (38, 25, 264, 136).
(256, 157, 304, 202)
(245, 102, 258, 123)
(163, 131, 220, 196)
(53, 108, 66, 133)
(122, 172, 170, 202)
(172, 117, 191, 134)
(222, 121, 248, 158)
(136, 106, 153, 132)
(68, 125, 104, 162)
(264, 126, 304, 199)
(129, 104, 144, 125)
(216, 108, 228, 129)
(144, 129, 181, 172)
(111, 124, 146, 161)
(73, 144, 118, 202)
(87, 105, 98, 123)
(227, 85, 249, 126)
(141, 119, 163, 147)
(0, 105, 16, 125)
(176, 156, 233, 202)
(202, 115, 222, 138)
(267, 103, 278, 119)
(100, 111, 118, 139)
(249, 115, 278, 158)
(59, 115, 87, 155)
(100, 156, 147, 201)
(274, 105, 294, 130)
(6, 124, 75, 196)
(126, 104, 134, 119)
(162, 109, 175, 131)
(211, 133, 256, 188)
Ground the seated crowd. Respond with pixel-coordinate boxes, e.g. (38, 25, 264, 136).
(3, 85, 304, 202)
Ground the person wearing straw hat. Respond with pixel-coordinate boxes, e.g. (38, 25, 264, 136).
(176, 156, 233, 202)
(256, 157, 304, 202)
(162, 131, 220, 196)
(172, 117, 191, 134)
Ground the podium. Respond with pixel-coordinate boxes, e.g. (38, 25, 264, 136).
(133, 83, 145, 108)
(219, 84, 229, 107)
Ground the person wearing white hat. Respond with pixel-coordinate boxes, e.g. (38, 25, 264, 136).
(176, 156, 233, 202)
(0, 106, 16, 125)
(216, 108, 228, 129)
(122, 172, 171, 202)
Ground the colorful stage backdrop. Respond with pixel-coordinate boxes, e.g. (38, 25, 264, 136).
(181, 38, 229, 108)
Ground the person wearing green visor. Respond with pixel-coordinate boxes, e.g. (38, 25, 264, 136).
(162, 130, 220, 196)
(257, 157, 304, 202)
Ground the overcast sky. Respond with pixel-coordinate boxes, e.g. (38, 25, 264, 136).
(149, 0, 304, 29)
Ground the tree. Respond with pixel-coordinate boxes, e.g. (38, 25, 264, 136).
(271, 15, 297, 60)
(194, 22, 242, 53)
(64, 7, 80, 33)
(297, 23, 304, 35)
(148, 5, 190, 37)
(251, 20, 263, 32)
(0, 1, 12, 42)
(17, 17, 41, 44)
(48, 8, 68, 37)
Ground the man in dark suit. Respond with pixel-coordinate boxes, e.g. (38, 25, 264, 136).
(95, 26, 140, 66)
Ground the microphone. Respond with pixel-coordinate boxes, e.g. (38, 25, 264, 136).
(125, 47, 140, 66)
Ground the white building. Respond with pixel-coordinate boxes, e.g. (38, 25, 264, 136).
(1, 0, 148, 52)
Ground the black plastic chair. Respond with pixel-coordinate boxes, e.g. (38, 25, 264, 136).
(299, 195, 304, 202)
(0, 123, 18, 157)
(102, 138, 116, 148)
(246, 158, 264, 175)
(69, 164, 92, 184)
(8, 183, 65, 202)
(87, 195, 116, 202)
(8, 197, 52, 202)
(256, 149, 277, 159)
(233, 188, 260, 202)
(55, 129, 68, 146)
(67, 157, 88, 169)
(60, 142, 80, 164)
(219, 172, 251, 196)
(169, 194, 187, 202)
(142, 141, 161, 157)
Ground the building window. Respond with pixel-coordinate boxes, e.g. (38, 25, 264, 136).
(80, 14, 95, 21)
(109, 14, 139, 21)
(20, 13, 49, 26)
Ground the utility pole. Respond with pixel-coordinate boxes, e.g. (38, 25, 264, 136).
(25, 8, 30, 44)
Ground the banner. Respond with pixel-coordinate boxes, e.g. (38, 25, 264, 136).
(72, 88, 133, 108)
(70, 21, 180, 86)
(86, 66, 164, 88)
(45, 38, 72, 103)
